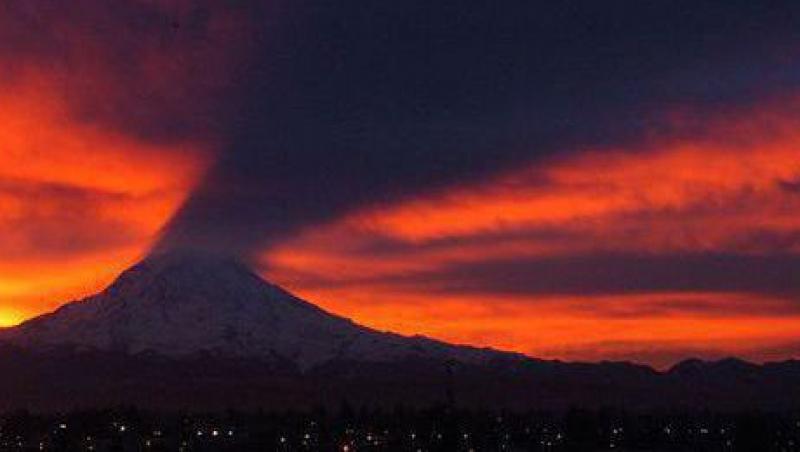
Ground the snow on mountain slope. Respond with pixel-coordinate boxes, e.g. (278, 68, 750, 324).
(3, 252, 511, 369)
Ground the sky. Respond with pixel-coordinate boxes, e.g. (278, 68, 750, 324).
(1, 0, 800, 368)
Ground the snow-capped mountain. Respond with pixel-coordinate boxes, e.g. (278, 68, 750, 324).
(1, 252, 510, 370)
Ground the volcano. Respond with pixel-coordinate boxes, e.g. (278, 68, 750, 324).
(1, 252, 509, 370)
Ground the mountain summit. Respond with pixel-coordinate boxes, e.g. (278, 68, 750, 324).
(2, 252, 507, 369)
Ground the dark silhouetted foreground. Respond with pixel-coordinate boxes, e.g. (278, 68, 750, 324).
(1, 406, 799, 451)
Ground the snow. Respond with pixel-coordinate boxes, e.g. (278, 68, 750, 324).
(4, 252, 507, 369)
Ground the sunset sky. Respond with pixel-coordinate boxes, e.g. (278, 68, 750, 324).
(2, 1, 800, 368)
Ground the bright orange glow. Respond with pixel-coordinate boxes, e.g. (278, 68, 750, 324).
(0, 309, 24, 328)
(348, 143, 800, 244)
(266, 282, 800, 369)
(0, 74, 210, 322)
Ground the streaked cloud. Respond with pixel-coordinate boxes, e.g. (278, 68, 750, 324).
(263, 101, 800, 365)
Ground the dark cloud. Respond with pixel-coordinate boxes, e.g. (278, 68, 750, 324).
(780, 178, 800, 193)
(155, 0, 800, 257)
(4, 1, 800, 258)
(0, 179, 144, 258)
(320, 253, 800, 300)
(564, 295, 799, 319)
(0, 0, 262, 142)
(0, 178, 133, 202)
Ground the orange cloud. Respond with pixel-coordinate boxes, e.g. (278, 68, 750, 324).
(347, 141, 800, 246)
(0, 74, 210, 321)
(262, 99, 800, 366)
(263, 281, 800, 369)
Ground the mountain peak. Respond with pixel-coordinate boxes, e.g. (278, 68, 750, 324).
(667, 357, 759, 377)
(117, 251, 261, 288)
(104, 251, 274, 304)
